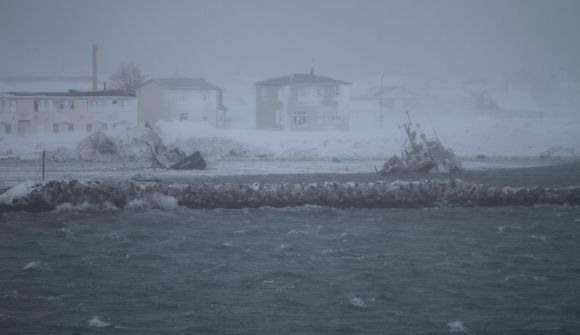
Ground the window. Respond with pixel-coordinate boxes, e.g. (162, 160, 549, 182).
(86, 122, 106, 132)
(1, 122, 11, 134)
(112, 100, 118, 105)
(69, 100, 74, 110)
(334, 86, 341, 96)
(292, 110, 307, 127)
(297, 87, 307, 100)
(179, 113, 189, 121)
(9, 100, 16, 113)
(34, 100, 39, 112)
(67, 123, 74, 132)
(53, 123, 59, 133)
(317, 87, 323, 98)
(39, 100, 48, 112)
(0, 98, 5, 113)
(55, 100, 66, 112)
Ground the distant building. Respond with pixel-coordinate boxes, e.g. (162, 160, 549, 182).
(254, 70, 351, 131)
(476, 89, 542, 119)
(0, 76, 106, 93)
(137, 78, 228, 128)
(0, 90, 136, 136)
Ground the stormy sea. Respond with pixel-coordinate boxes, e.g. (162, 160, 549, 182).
(1, 160, 580, 334)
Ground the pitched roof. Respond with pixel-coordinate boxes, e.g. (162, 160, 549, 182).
(0, 76, 95, 82)
(255, 73, 351, 86)
(5, 90, 135, 97)
(144, 78, 222, 91)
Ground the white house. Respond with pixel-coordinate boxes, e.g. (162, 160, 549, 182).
(254, 70, 351, 131)
(137, 78, 228, 128)
(0, 90, 136, 136)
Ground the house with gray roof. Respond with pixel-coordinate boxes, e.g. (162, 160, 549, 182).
(137, 78, 228, 128)
(254, 70, 351, 131)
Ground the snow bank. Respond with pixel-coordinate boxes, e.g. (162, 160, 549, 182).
(0, 181, 44, 205)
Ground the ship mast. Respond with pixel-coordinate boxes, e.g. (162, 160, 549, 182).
(400, 111, 419, 153)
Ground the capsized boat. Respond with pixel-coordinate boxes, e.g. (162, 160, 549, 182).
(377, 112, 461, 175)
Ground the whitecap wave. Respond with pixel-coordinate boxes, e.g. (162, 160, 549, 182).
(126, 193, 178, 210)
(23, 261, 52, 272)
(55, 201, 109, 212)
(497, 225, 522, 234)
(503, 274, 547, 282)
(88, 316, 111, 328)
(349, 297, 367, 308)
(447, 320, 467, 333)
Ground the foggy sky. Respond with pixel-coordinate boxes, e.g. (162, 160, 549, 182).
(1, 0, 579, 82)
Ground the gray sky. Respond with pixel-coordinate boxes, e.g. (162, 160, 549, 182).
(1, 0, 579, 82)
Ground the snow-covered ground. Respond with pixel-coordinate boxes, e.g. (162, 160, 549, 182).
(0, 156, 567, 190)
(1, 115, 578, 162)
(0, 114, 578, 191)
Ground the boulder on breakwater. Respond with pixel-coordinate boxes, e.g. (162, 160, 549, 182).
(0, 179, 579, 212)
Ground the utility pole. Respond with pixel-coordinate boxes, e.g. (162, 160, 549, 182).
(41, 150, 45, 181)
(92, 44, 98, 91)
(379, 73, 387, 128)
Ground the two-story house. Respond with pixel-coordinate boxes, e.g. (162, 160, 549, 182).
(0, 90, 136, 136)
(254, 70, 351, 131)
(137, 78, 228, 128)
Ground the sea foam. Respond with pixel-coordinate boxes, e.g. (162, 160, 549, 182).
(88, 316, 111, 328)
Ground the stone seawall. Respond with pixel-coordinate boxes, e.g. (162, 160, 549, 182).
(1, 179, 579, 212)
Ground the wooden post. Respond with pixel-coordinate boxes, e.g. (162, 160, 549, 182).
(42, 150, 45, 181)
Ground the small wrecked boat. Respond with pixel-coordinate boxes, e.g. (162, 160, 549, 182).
(142, 122, 207, 170)
(377, 112, 461, 175)
(146, 141, 207, 170)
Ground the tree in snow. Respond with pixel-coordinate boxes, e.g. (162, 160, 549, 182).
(109, 62, 146, 95)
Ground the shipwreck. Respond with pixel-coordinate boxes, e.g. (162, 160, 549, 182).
(377, 112, 461, 175)
(146, 141, 206, 170)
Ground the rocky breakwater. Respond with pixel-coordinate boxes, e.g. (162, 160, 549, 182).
(1, 179, 579, 212)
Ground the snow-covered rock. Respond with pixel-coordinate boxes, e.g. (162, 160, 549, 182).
(1, 179, 579, 212)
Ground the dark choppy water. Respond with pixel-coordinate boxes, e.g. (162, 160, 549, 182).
(1, 205, 580, 334)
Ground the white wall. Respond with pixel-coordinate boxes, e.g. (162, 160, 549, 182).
(163, 89, 219, 125)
